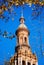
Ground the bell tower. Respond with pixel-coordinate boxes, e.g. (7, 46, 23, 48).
(16, 13, 29, 47)
(9, 11, 38, 65)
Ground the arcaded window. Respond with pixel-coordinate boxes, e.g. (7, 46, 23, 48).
(28, 62, 31, 65)
(22, 61, 25, 65)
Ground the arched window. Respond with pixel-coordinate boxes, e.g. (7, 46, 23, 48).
(17, 37, 19, 43)
(24, 37, 27, 43)
(33, 64, 35, 65)
(22, 60, 25, 65)
(20, 36, 23, 44)
(28, 62, 31, 65)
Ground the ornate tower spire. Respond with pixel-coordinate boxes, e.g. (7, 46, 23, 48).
(15, 9, 30, 48)
(19, 8, 25, 24)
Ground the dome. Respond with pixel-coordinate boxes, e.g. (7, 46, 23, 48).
(15, 16, 29, 35)
(18, 23, 27, 29)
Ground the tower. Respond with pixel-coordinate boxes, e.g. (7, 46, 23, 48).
(9, 12, 38, 65)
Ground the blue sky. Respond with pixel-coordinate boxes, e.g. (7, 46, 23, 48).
(0, 4, 44, 65)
